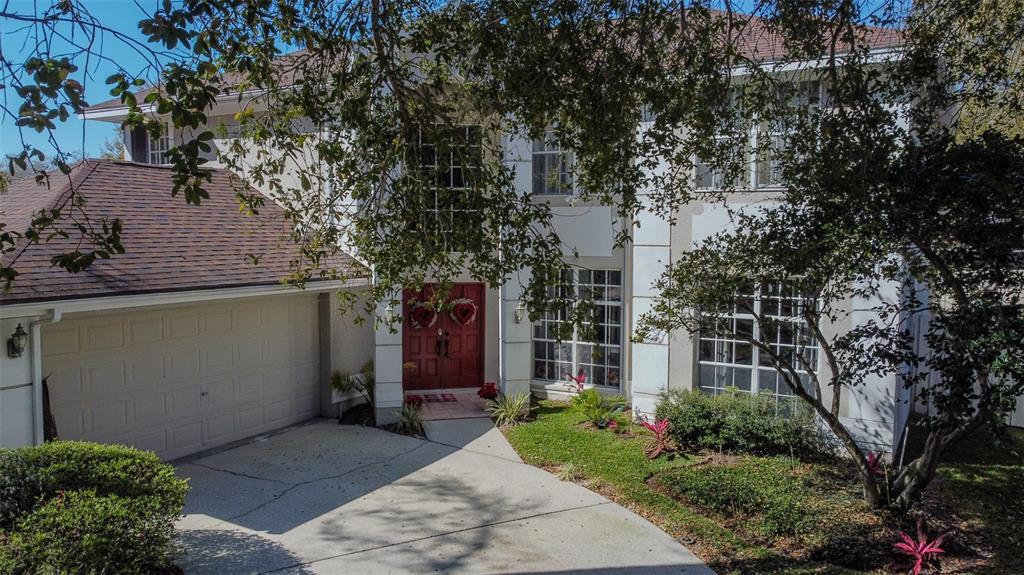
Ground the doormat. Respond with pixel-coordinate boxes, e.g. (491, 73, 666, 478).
(405, 393, 458, 404)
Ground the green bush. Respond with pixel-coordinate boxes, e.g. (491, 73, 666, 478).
(657, 456, 886, 567)
(654, 389, 833, 460)
(569, 389, 627, 429)
(0, 441, 188, 574)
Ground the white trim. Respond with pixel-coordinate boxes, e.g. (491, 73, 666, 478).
(0, 279, 367, 319)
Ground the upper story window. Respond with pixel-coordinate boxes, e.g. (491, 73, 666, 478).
(532, 134, 573, 195)
(698, 281, 819, 399)
(405, 124, 484, 238)
(695, 81, 823, 192)
(129, 124, 172, 165)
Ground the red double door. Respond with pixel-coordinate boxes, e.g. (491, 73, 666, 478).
(402, 283, 485, 391)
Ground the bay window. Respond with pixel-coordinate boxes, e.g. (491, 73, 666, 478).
(533, 269, 623, 387)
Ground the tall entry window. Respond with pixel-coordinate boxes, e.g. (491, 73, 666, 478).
(533, 269, 623, 387)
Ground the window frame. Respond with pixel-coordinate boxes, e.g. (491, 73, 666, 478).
(147, 123, 172, 165)
(405, 123, 484, 237)
(531, 133, 575, 196)
(694, 80, 825, 192)
(532, 268, 624, 388)
(696, 281, 820, 399)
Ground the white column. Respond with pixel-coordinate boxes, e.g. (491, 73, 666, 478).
(0, 316, 39, 447)
(499, 272, 534, 397)
(374, 296, 404, 425)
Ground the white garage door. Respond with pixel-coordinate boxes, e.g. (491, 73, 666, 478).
(43, 294, 320, 460)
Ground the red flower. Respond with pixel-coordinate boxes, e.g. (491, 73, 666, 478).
(866, 451, 886, 477)
(566, 368, 587, 392)
(478, 382, 499, 399)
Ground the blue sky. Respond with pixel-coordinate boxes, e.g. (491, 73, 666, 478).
(1, 1, 162, 160)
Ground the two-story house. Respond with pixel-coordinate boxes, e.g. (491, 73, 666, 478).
(8, 19, 1012, 461)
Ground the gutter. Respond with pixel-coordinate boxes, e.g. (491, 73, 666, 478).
(29, 308, 61, 444)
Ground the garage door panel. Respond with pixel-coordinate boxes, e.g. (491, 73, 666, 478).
(129, 317, 164, 345)
(202, 311, 232, 334)
(203, 378, 236, 406)
(86, 322, 125, 351)
(90, 401, 128, 431)
(205, 413, 236, 442)
(45, 294, 321, 460)
(173, 423, 203, 452)
(130, 354, 165, 387)
(133, 392, 168, 421)
(86, 361, 126, 394)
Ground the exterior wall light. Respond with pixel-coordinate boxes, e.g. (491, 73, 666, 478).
(514, 300, 527, 324)
(7, 323, 28, 358)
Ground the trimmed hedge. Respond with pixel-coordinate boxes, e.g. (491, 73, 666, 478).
(0, 441, 188, 574)
(656, 456, 887, 567)
(654, 389, 835, 460)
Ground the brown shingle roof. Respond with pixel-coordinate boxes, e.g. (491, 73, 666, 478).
(0, 160, 358, 305)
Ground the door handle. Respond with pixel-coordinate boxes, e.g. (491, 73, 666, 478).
(436, 338, 442, 356)
(444, 337, 450, 358)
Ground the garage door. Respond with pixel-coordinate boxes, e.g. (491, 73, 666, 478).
(42, 294, 320, 460)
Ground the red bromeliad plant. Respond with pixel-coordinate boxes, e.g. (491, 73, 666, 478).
(640, 417, 674, 459)
(894, 517, 951, 575)
(566, 368, 587, 393)
(866, 451, 886, 478)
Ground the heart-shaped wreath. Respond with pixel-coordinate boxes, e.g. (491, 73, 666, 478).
(449, 297, 478, 326)
(408, 299, 438, 329)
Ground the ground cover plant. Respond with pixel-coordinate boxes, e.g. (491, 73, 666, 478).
(504, 401, 1022, 574)
(0, 441, 188, 574)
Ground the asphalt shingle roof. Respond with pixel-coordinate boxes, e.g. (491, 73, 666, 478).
(0, 160, 357, 305)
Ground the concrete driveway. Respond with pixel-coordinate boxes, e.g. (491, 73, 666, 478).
(174, 418, 712, 575)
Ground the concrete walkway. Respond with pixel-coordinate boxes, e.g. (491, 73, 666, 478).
(174, 419, 712, 575)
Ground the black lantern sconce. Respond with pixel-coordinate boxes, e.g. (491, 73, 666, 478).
(7, 323, 28, 358)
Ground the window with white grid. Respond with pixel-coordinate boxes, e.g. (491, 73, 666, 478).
(148, 126, 171, 165)
(698, 281, 819, 399)
(532, 134, 573, 195)
(406, 124, 483, 237)
(533, 269, 623, 387)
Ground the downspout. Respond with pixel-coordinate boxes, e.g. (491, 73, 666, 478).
(29, 309, 61, 444)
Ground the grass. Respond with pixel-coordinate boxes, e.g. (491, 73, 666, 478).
(503, 400, 1023, 575)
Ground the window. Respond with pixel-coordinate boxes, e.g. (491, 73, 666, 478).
(405, 124, 483, 237)
(533, 269, 623, 387)
(148, 126, 171, 165)
(698, 281, 819, 399)
(694, 81, 822, 191)
(532, 134, 573, 195)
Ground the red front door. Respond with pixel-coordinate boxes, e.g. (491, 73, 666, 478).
(402, 283, 485, 390)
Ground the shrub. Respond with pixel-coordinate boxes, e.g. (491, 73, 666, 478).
(487, 392, 532, 427)
(657, 456, 886, 567)
(569, 389, 627, 429)
(0, 441, 188, 574)
(654, 389, 833, 460)
(396, 403, 424, 436)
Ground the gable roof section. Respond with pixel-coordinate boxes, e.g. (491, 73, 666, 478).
(1, 160, 358, 305)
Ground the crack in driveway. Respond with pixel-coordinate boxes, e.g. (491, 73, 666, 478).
(193, 442, 428, 527)
(256, 501, 613, 574)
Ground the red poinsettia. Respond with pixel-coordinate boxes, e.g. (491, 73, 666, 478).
(894, 517, 951, 575)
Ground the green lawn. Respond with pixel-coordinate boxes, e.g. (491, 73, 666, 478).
(503, 401, 1022, 575)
